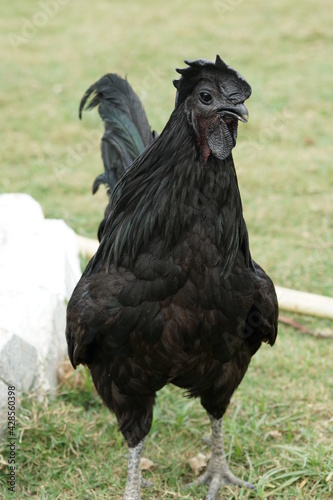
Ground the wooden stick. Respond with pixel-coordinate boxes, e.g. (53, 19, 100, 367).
(76, 234, 99, 258)
(75, 234, 333, 320)
(275, 286, 333, 320)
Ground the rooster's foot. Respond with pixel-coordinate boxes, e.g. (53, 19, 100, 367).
(188, 462, 255, 499)
(140, 476, 154, 489)
(188, 415, 255, 499)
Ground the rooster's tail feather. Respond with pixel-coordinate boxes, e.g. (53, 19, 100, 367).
(79, 74, 156, 196)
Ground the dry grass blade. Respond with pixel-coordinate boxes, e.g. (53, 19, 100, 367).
(279, 315, 333, 339)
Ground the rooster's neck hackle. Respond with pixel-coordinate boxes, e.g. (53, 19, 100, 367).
(91, 105, 245, 276)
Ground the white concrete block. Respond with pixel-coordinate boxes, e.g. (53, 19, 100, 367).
(0, 328, 38, 391)
(0, 193, 82, 418)
(0, 192, 45, 234)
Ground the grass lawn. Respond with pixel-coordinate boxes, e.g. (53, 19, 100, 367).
(0, 0, 332, 498)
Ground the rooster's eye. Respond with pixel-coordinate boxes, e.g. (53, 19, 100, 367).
(199, 91, 212, 105)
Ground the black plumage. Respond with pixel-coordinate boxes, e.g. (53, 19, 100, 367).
(79, 73, 157, 240)
(66, 55, 278, 499)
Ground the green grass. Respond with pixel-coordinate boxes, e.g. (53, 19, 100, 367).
(1, 329, 332, 499)
(1, 0, 333, 498)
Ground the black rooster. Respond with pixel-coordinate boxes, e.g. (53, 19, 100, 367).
(67, 55, 278, 500)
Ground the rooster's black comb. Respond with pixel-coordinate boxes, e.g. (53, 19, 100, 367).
(173, 55, 251, 107)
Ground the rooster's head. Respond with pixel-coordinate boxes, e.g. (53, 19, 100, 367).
(173, 55, 252, 162)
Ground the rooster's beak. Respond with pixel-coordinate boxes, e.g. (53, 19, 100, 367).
(218, 102, 249, 123)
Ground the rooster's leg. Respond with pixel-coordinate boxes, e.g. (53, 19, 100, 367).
(188, 414, 255, 499)
(124, 439, 145, 500)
